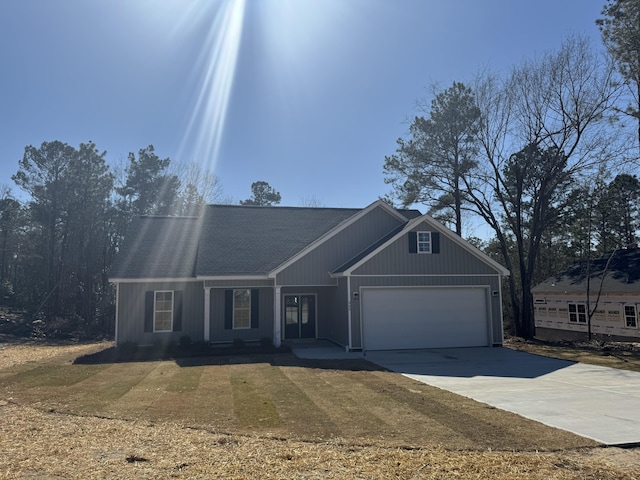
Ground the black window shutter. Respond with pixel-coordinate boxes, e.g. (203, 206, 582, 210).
(144, 291, 154, 332)
(224, 289, 233, 330)
(172, 290, 183, 332)
(431, 232, 440, 254)
(408, 232, 417, 253)
(251, 289, 259, 329)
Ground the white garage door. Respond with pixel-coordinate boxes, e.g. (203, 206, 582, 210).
(361, 287, 489, 350)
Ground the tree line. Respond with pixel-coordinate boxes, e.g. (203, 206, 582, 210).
(384, 1, 640, 339)
(0, 141, 283, 338)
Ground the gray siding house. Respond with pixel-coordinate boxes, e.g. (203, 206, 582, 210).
(110, 200, 509, 350)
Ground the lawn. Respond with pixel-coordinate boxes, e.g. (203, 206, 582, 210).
(0, 340, 639, 479)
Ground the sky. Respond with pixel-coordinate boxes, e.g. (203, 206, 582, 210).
(0, 0, 606, 213)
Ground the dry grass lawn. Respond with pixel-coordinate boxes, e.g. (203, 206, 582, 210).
(505, 337, 640, 372)
(1, 338, 639, 479)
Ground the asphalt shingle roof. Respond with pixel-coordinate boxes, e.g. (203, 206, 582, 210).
(195, 205, 361, 276)
(110, 216, 202, 279)
(532, 248, 640, 294)
(110, 204, 422, 279)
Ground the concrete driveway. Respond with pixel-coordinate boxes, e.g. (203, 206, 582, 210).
(365, 347, 640, 446)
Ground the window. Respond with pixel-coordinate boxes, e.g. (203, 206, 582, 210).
(154, 291, 173, 332)
(624, 305, 638, 328)
(568, 303, 586, 323)
(417, 231, 431, 253)
(233, 289, 251, 329)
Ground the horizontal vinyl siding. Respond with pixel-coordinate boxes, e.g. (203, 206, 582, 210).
(116, 281, 204, 346)
(352, 228, 498, 276)
(349, 275, 502, 348)
(209, 287, 274, 342)
(276, 206, 404, 285)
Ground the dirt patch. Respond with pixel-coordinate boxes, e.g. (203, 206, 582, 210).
(505, 337, 640, 372)
(0, 338, 110, 370)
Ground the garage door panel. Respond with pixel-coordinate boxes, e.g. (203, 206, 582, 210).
(361, 287, 489, 350)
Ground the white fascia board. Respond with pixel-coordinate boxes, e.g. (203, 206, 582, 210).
(335, 216, 424, 277)
(338, 214, 510, 277)
(108, 277, 201, 284)
(419, 214, 511, 277)
(268, 199, 408, 278)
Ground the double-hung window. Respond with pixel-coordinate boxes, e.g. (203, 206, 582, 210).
(624, 305, 638, 328)
(233, 289, 251, 329)
(417, 231, 431, 253)
(154, 291, 174, 332)
(568, 303, 586, 324)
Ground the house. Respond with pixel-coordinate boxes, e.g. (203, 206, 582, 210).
(532, 249, 640, 342)
(109, 200, 509, 351)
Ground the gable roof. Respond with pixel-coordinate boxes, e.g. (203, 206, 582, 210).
(195, 204, 361, 277)
(110, 216, 202, 279)
(267, 200, 415, 277)
(532, 248, 640, 294)
(332, 213, 510, 277)
(110, 201, 422, 281)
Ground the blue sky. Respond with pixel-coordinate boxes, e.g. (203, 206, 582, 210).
(1, 0, 605, 211)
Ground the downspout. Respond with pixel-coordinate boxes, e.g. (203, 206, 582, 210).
(114, 282, 119, 346)
(274, 285, 281, 347)
(498, 274, 505, 346)
(347, 275, 352, 351)
(203, 286, 211, 342)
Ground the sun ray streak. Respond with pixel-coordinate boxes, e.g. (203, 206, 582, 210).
(180, 0, 246, 171)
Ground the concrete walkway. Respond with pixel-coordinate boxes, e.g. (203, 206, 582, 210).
(290, 342, 640, 446)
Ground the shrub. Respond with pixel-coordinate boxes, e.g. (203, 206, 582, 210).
(260, 337, 273, 349)
(232, 338, 245, 349)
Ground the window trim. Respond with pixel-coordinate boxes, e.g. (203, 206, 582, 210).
(417, 231, 432, 254)
(624, 305, 638, 329)
(232, 288, 252, 330)
(568, 303, 587, 324)
(153, 290, 174, 333)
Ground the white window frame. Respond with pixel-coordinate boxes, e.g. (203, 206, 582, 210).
(568, 303, 587, 324)
(154, 290, 174, 332)
(233, 289, 251, 330)
(624, 305, 638, 328)
(417, 231, 432, 254)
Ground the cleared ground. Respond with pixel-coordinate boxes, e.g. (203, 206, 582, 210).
(1, 339, 639, 479)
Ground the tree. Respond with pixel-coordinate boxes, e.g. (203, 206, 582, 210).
(384, 82, 481, 235)
(0, 188, 20, 283)
(597, 0, 640, 151)
(13, 141, 77, 316)
(599, 173, 640, 249)
(116, 145, 179, 216)
(173, 162, 226, 215)
(240, 181, 281, 206)
(12, 141, 115, 334)
(465, 36, 620, 338)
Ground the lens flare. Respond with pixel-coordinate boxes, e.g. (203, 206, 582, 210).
(179, 0, 246, 171)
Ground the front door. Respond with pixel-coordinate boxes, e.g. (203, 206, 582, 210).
(284, 295, 316, 339)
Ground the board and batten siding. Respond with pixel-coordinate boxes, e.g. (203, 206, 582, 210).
(352, 227, 497, 277)
(275, 206, 404, 286)
(348, 275, 502, 348)
(116, 280, 204, 346)
(279, 286, 342, 342)
(208, 287, 274, 343)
